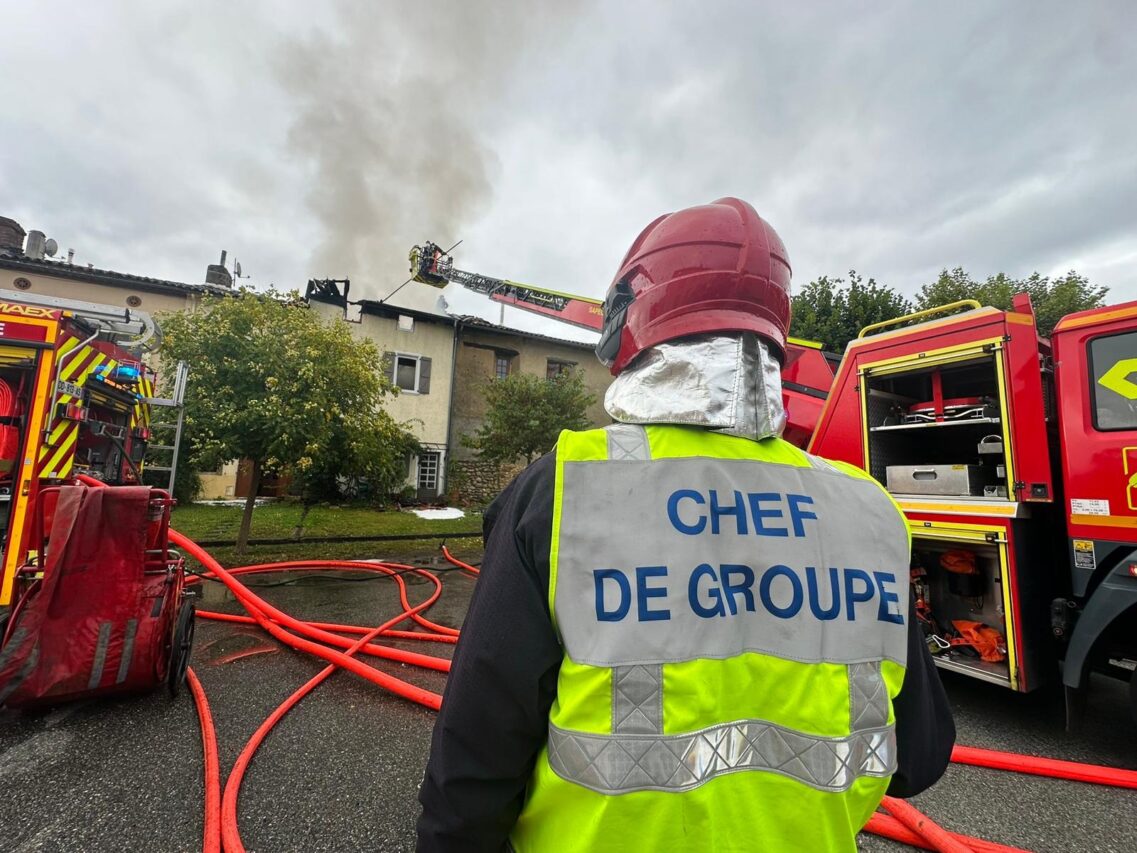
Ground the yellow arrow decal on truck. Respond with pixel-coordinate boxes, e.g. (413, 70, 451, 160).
(1099, 358, 1137, 399)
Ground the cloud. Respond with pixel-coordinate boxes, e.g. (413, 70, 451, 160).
(1, 0, 1134, 323)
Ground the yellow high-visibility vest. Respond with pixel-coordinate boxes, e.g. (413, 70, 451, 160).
(510, 424, 911, 852)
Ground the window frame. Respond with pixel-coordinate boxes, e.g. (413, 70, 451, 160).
(494, 352, 513, 381)
(1088, 330, 1137, 433)
(417, 451, 440, 491)
(546, 358, 577, 380)
(393, 354, 421, 392)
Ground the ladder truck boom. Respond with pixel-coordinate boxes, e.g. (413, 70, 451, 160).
(409, 241, 835, 447)
(410, 242, 604, 331)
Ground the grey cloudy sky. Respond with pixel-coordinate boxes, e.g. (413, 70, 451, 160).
(2, 1, 1135, 338)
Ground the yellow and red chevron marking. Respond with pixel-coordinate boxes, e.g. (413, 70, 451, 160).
(55, 340, 116, 406)
(40, 338, 119, 480)
(38, 419, 79, 480)
(132, 372, 154, 431)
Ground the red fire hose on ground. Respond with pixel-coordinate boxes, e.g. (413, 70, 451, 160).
(70, 476, 1137, 853)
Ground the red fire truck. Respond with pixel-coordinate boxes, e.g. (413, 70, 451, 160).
(0, 290, 192, 706)
(0, 293, 161, 605)
(809, 296, 1137, 721)
(410, 243, 1137, 722)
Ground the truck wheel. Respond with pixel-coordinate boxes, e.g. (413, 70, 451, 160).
(167, 601, 195, 697)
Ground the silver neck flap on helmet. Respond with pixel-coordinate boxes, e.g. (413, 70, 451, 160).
(603, 333, 786, 442)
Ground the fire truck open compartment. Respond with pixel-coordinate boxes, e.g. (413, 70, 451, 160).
(75, 378, 137, 482)
(0, 358, 36, 550)
(862, 351, 1012, 500)
(910, 529, 1013, 687)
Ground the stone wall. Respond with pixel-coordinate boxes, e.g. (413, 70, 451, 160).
(447, 458, 526, 506)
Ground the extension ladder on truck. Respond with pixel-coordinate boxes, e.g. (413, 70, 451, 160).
(143, 361, 188, 495)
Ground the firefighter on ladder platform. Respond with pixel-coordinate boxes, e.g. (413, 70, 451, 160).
(417, 198, 955, 852)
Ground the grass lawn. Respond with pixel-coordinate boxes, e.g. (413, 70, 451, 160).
(170, 501, 481, 543)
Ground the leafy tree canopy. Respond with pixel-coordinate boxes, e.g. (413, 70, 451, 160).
(464, 371, 596, 464)
(791, 271, 912, 352)
(915, 268, 1109, 337)
(158, 289, 417, 549)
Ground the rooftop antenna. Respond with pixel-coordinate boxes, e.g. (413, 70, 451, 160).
(232, 258, 250, 283)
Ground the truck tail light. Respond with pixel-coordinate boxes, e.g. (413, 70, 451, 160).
(1128, 563, 1137, 578)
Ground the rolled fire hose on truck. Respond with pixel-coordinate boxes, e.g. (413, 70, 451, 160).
(5, 475, 1131, 853)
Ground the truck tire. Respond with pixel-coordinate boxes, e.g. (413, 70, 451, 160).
(167, 601, 195, 697)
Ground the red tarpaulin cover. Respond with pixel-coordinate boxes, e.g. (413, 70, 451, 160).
(0, 485, 175, 707)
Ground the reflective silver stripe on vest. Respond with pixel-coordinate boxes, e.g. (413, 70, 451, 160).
(849, 661, 889, 730)
(88, 622, 112, 690)
(606, 423, 651, 461)
(606, 426, 663, 735)
(547, 717, 896, 795)
(612, 664, 663, 734)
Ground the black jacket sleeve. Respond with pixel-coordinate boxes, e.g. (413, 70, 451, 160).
(886, 593, 956, 797)
(416, 453, 560, 853)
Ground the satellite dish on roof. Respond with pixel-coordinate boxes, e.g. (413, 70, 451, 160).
(44, 238, 58, 257)
(234, 260, 242, 277)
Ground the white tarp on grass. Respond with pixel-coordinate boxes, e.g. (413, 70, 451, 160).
(409, 507, 466, 520)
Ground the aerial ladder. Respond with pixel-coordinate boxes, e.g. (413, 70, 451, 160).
(409, 241, 836, 447)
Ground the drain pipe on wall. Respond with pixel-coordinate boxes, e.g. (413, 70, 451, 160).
(441, 318, 462, 496)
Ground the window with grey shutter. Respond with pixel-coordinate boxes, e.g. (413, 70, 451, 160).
(419, 357, 432, 394)
(382, 351, 395, 384)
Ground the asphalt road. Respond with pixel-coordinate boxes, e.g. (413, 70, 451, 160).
(1, 558, 1134, 853)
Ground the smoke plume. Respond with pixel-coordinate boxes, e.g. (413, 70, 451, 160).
(277, 1, 581, 298)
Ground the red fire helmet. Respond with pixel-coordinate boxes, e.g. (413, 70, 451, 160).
(596, 197, 792, 375)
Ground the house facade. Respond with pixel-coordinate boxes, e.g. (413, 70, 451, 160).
(448, 319, 612, 460)
(306, 279, 457, 500)
(306, 279, 617, 503)
(446, 317, 614, 502)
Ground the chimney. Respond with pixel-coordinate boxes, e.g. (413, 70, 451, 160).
(0, 217, 26, 253)
(25, 230, 46, 259)
(204, 249, 233, 288)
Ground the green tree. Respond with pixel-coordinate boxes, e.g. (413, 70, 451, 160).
(158, 289, 416, 552)
(791, 271, 912, 352)
(915, 268, 1108, 337)
(464, 371, 596, 464)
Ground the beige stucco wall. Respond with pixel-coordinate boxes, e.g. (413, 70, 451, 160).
(365, 313, 454, 448)
(312, 298, 456, 493)
(1, 268, 199, 316)
(199, 461, 241, 499)
(450, 326, 613, 461)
